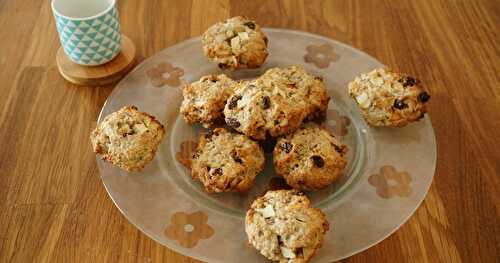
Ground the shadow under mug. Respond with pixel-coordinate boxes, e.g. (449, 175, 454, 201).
(52, 0, 122, 66)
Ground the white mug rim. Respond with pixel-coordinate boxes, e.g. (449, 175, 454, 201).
(51, 0, 116, 21)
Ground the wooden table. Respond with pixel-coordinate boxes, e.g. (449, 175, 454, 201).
(0, 0, 498, 262)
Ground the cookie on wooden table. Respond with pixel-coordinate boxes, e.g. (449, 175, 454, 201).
(273, 125, 348, 191)
(348, 68, 431, 127)
(202, 16, 268, 70)
(90, 106, 165, 172)
(245, 190, 329, 263)
(180, 74, 236, 128)
(224, 65, 330, 140)
(190, 128, 265, 193)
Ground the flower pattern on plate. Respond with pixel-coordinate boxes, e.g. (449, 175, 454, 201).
(176, 140, 198, 169)
(304, 43, 339, 68)
(146, 62, 184, 87)
(323, 109, 351, 137)
(164, 211, 214, 248)
(368, 165, 412, 198)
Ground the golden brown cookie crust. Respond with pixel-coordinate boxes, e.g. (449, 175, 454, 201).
(348, 68, 430, 127)
(245, 190, 329, 263)
(90, 106, 165, 172)
(202, 16, 268, 70)
(273, 125, 348, 190)
(180, 74, 236, 128)
(191, 128, 265, 193)
(224, 66, 330, 140)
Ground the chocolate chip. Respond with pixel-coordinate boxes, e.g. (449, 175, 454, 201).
(393, 99, 408, 109)
(399, 76, 418, 87)
(192, 152, 199, 159)
(204, 130, 214, 139)
(311, 155, 325, 167)
(314, 76, 324, 82)
(262, 96, 271, 109)
(418, 91, 431, 103)
(280, 142, 293, 153)
(213, 168, 223, 176)
(231, 151, 243, 163)
(206, 166, 211, 172)
(244, 21, 255, 29)
(228, 95, 242, 109)
(333, 144, 343, 154)
(226, 118, 240, 128)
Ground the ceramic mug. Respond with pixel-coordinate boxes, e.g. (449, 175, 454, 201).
(52, 0, 122, 66)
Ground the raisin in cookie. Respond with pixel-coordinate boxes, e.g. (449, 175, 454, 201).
(191, 128, 265, 193)
(348, 68, 431, 127)
(224, 66, 330, 140)
(90, 106, 165, 172)
(180, 74, 236, 128)
(273, 125, 348, 190)
(245, 190, 329, 263)
(202, 16, 268, 70)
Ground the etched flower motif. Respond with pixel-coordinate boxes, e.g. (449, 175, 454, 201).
(164, 211, 214, 248)
(146, 62, 184, 87)
(304, 44, 339, 68)
(176, 140, 198, 169)
(368, 165, 412, 199)
(323, 109, 351, 137)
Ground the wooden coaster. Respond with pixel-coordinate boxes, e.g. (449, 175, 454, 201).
(56, 35, 136, 86)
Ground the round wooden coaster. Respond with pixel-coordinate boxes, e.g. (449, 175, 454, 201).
(56, 35, 136, 86)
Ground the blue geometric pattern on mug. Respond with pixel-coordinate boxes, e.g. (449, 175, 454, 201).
(54, 7, 121, 65)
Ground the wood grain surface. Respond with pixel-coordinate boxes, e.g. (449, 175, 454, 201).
(0, 0, 498, 262)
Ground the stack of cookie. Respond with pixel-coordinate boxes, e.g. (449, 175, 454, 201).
(90, 16, 430, 263)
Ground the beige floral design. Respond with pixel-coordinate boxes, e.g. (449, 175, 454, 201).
(368, 165, 412, 199)
(323, 109, 351, 137)
(176, 140, 198, 169)
(164, 211, 214, 248)
(146, 62, 184, 87)
(176, 130, 211, 169)
(304, 44, 339, 68)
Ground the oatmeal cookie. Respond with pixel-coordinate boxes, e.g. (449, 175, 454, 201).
(348, 68, 430, 127)
(90, 106, 165, 172)
(180, 74, 236, 128)
(191, 128, 265, 193)
(224, 66, 330, 140)
(273, 125, 348, 190)
(202, 16, 268, 70)
(245, 190, 329, 263)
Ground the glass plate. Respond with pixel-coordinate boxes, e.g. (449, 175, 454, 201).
(97, 29, 436, 262)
